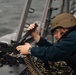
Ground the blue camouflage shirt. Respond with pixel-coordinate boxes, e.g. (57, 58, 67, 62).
(31, 30, 76, 62)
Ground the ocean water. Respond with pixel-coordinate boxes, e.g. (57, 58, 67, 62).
(0, 0, 75, 37)
(0, 0, 46, 36)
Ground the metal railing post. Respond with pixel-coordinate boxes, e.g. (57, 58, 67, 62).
(65, 0, 70, 13)
(15, 0, 32, 42)
(39, 0, 53, 37)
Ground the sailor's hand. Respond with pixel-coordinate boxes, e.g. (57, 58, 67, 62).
(16, 43, 31, 55)
(27, 23, 40, 43)
(27, 23, 38, 37)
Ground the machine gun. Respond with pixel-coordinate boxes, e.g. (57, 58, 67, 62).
(0, 24, 38, 67)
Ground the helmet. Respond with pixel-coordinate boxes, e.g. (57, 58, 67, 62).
(51, 13, 76, 33)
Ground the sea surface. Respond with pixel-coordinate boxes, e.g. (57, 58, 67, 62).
(0, 0, 46, 36)
(0, 0, 63, 37)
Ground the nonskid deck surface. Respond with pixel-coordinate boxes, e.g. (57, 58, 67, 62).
(0, 64, 26, 75)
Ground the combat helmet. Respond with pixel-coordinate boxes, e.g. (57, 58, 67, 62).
(51, 13, 76, 33)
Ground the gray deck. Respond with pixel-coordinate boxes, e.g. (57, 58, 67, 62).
(0, 64, 26, 75)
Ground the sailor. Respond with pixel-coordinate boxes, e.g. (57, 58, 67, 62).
(16, 13, 76, 74)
